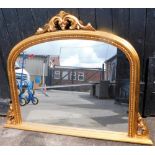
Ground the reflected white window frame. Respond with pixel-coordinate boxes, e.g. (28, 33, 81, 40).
(54, 70, 60, 79)
(70, 71, 76, 80)
(78, 72, 85, 81)
(62, 71, 69, 80)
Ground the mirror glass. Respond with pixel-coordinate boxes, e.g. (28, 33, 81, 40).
(15, 39, 129, 133)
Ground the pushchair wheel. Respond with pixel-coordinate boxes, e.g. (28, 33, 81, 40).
(32, 97, 39, 105)
(19, 98, 27, 106)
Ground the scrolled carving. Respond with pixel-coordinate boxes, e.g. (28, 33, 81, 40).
(36, 11, 95, 34)
(137, 113, 149, 136)
(7, 102, 16, 125)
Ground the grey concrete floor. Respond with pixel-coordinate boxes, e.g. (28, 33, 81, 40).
(0, 90, 154, 146)
(21, 90, 128, 132)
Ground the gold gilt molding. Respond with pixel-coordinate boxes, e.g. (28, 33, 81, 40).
(137, 113, 149, 136)
(36, 11, 95, 35)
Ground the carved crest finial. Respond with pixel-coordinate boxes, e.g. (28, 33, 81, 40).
(36, 11, 95, 34)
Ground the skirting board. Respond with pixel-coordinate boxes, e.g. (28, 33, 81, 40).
(5, 122, 153, 145)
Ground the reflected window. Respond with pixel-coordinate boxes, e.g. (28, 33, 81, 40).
(104, 55, 117, 82)
(54, 70, 60, 79)
(78, 72, 84, 81)
(70, 71, 76, 80)
(62, 71, 69, 80)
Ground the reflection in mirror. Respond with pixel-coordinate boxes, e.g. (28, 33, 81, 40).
(15, 39, 129, 133)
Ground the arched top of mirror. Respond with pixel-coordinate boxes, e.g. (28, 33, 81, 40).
(9, 10, 140, 70)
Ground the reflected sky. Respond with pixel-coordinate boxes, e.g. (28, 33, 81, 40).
(24, 40, 117, 68)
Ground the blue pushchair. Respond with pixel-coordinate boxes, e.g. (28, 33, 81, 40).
(17, 81, 39, 106)
(25, 82, 39, 105)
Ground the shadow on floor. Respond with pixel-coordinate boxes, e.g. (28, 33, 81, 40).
(91, 115, 128, 126)
(63, 93, 128, 117)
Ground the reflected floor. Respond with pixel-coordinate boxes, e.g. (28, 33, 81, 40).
(21, 90, 128, 132)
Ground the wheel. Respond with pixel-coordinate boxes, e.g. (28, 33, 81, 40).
(32, 97, 39, 105)
(19, 98, 27, 106)
(26, 98, 30, 104)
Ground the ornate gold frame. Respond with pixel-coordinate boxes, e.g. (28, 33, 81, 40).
(5, 11, 153, 145)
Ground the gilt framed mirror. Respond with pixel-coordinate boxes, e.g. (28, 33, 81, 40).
(5, 11, 153, 145)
